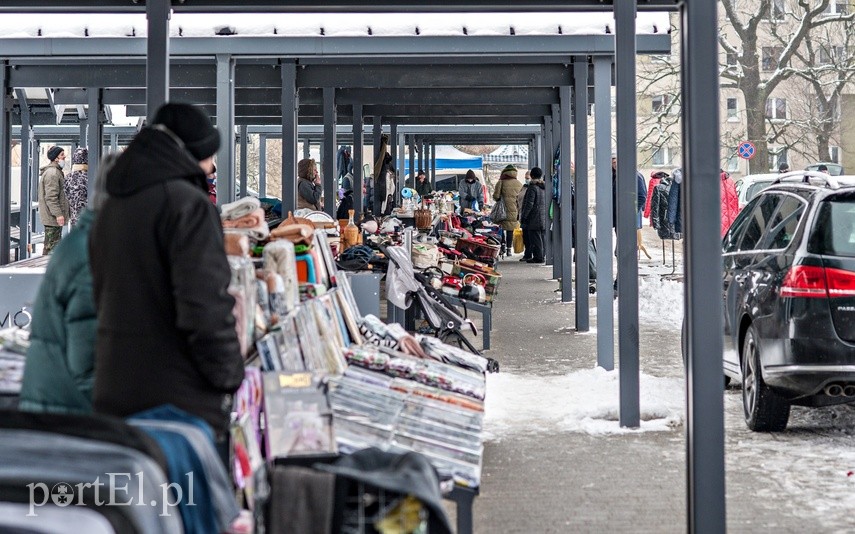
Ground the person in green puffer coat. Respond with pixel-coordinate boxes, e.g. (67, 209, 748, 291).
(492, 164, 523, 256)
(19, 154, 117, 414)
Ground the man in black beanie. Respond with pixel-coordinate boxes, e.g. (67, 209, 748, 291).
(89, 103, 243, 456)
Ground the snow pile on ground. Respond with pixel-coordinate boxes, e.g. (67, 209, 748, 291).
(637, 276, 684, 330)
(483, 367, 684, 441)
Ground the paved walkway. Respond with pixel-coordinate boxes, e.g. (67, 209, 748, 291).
(471, 238, 855, 533)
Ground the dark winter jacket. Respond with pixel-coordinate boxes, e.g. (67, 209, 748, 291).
(38, 162, 69, 227)
(651, 178, 672, 236)
(520, 179, 547, 231)
(493, 175, 523, 231)
(297, 175, 322, 210)
(19, 209, 97, 414)
(336, 192, 354, 220)
(89, 127, 243, 436)
(415, 179, 433, 197)
(667, 169, 683, 235)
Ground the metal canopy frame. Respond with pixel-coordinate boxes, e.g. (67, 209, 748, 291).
(0, 2, 725, 533)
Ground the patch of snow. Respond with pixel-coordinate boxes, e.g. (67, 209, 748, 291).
(483, 367, 683, 441)
(637, 276, 683, 330)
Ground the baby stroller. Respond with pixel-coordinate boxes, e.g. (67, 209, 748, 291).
(384, 245, 499, 372)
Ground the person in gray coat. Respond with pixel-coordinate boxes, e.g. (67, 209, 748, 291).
(38, 146, 70, 254)
(458, 169, 482, 212)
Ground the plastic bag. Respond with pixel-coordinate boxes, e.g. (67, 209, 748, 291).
(489, 198, 507, 223)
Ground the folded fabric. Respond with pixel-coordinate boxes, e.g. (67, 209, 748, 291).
(221, 197, 260, 221)
(223, 208, 265, 230)
(269, 466, 335, 534)
(270, 223, 315, 245)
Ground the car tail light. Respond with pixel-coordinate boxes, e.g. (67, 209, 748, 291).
(780, 266, 829, 298)
(780, 265, 855, 298)
(825, 267, 855, 297)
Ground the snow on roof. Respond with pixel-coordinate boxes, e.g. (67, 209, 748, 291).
(0, 12, 669, 39)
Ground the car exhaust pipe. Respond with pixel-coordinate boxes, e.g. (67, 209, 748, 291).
(842, 385, 855, 398)
(824, 384, 844, 397)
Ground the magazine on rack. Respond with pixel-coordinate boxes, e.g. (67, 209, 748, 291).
(262, 372, 337, 458)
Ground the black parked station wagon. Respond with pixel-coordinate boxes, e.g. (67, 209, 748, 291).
(722, 171, 855, 431)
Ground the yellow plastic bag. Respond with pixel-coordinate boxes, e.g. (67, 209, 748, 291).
(512, 228, 524, 254)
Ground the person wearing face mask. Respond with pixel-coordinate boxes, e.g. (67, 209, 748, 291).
(38, 146, 70, 254)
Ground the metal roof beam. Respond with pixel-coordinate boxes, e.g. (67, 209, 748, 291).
(0, 34, 670, 57)
(0, 1, 679, 13)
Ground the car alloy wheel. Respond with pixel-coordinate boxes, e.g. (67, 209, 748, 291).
(741, 325, 790, 432)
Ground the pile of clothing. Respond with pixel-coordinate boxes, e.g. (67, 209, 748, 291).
(221, 197, 269, 241)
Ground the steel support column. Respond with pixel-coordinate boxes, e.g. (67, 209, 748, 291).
(417, 137, 423, 175)
(594, 56, 614, 370)
(550, 104, 561, 277)
(573, 59, 589, 327)
(390, 123, 398, 206)
(615, 0, 640, 428)
(559, 86, 573, 303)
(239, 124, 248, 198)
(87, 87, 103, 207)
(281, 61, 298, 214)
(353, 104, 364, 218)
(398, 130, 406, 200)
(0, 63, 11, 265)
(216, 54, 236, 206)
(302, 137, 310, 159)
(322, 87, 337, 216)
(408, 134, 418, 187)
(682, 0, 726, 530)
(259, 135, 267, 197)
(110, 133, 118, 152)
(16, 90, 31, 260)
(145, 0, 170, 124)
(78, 122, 87, 149)
(430, 141, 436, 188)
(543, 117, 553, 267)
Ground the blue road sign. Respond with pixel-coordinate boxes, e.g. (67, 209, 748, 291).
(737, 141, 756, 160)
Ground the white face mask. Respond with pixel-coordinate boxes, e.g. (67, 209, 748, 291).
(57, 160, 66, 169)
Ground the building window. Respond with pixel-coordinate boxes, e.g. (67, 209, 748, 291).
(725, 52, 739, 67)
(823, 1, 849, 15)
(817, 46, 845, 65)
(829, 146, 840, 164)
(652, 147, 672, 166)
(726, 154, 740, 173)
(770, 0, 786, 20)
(726, 98, 739, 121)
(652, 94, 672, 115)
(762, 47, 782, 71)
(765, 97, 788, 120)
(768, 146, 788, 171)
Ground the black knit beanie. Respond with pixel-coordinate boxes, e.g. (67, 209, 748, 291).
(47, 146, 64, 162)
(152, 103, 221, 161)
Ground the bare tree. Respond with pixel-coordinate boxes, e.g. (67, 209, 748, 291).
(720, 0, 854, 173)
(637, 21, 683, 167)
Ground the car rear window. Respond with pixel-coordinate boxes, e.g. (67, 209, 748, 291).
(809, 192, 855, 257)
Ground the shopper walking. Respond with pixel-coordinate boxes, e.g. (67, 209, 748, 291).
(19, 154, 117, 414)
(520, 167, 547, 263)
(297, 158, 322, 210)
(459, 170, 482, 212)
(493, 164, 523, 256)
(64, 148, 89, 228)
(38, 146, 69, 254)
(720, 170, 739, 237)
(89, 103, 244, 443)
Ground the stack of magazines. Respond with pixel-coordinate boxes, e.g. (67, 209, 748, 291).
(328, 366, 484, 488)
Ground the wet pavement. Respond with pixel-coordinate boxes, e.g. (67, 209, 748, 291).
(472, 227, 855, 533)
